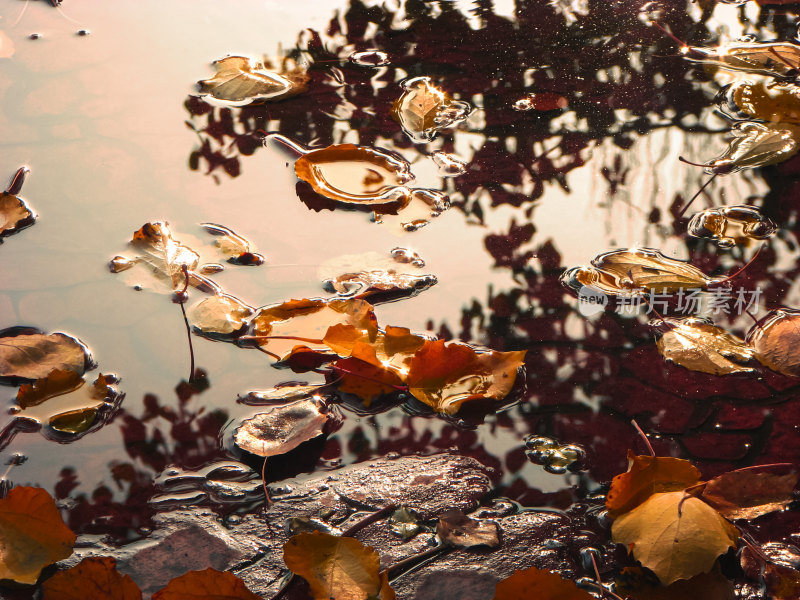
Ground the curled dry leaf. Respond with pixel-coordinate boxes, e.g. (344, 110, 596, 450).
(687, 41, 800, 79)
(1, 167, 35, 242)
(656, 317, 758, 376)
(0, 486, 76, 584)
(152, 568, 260, 600)
(436, 508, 501, 548)
(197, 55, 307, 107)
(201, 223, 264, 266)
(611, 491, 739, 585)
(687, 205, 777, 248)
(606, 452, 701, 517)
(0, 328, 91, 381)
(233, 396, 330, 457)
(391, 76, 471, 143)
(189, 294, 254, 339)
(41, 556, 142, 600)
(696, 121, 800, 174)
(561, 248, 717, 298)
(283, 531, 395, 600)
(491, 567, 594, 600)
(748, 309, 800, 376)
(700, 467, 798, 520)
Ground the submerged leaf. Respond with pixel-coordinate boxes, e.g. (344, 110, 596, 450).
(732, 80, 800, 124)
(0, 329, 90, 381)
(0, 486, 76, 584)
(201, 223, 264, 266)
(687, 205, 777, 248)
(436, 509, 501, 548)
(656, 317, 758, 375)
(612, 491, 739, 585)
(41, 557, 142, 600)
(687, 42, 800, 79)
(197, 55, 307, 106)
(749, 309, 800, 376)
(492, 567, 594, 600)
(152, 568, 260, 600)
(697, 121, 800, 174)
(391, 76, 471, 143)
(700, 467, 798, 520)
(234, 397, 330, 457)
(189, 294, 254, 339)
(606, 452, 701, 517)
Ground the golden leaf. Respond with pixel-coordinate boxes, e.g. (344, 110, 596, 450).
(391, 77, 471, 143)
(197, 55, 307, 106)
(0, 330, 89, 381)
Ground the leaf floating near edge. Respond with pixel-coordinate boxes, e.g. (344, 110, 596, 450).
(685, 41, 800, 79)
(201, 223, 264, 266)
(700, 467, 798, 520)
(687, 205, 777, 248)
(693, 121, 800, 174)
(748, 308, 800, 376)
(196, 55, 307, 107)
(1, 167, 36, 243)
(729, 80, 800, 125)
(189, 294, 255, 339)
(391, 76, 471, 143)
(0, 329, 91, 381)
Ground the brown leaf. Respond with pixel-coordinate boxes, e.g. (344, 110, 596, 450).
(732, 80, 800, 124)
(234, 397, 330, 457)
(561, 248, 718, 298)
(491, 567, 594, 599)
(16, 368, 84, 408)
(606, 452, 701, 517)
(700, 467, 798, 520)
(0, 191, 35, 242)
(152, 568, 260, 600)
(189, 294, 254, 339)
(687, 205, 777, 248)
(612, 491, 739, 585)
(391, 76, 471, 143)
(197, 55, 307, 106)
(283, 531, 395, 600)
(616, 566, 736, 600)
(687, 41, 800, 79)
(201, 223, 264, 266)
(0, 486, 76, 583)
(695, 121, 800, 173)
(436, 508, 501, 548)
(749, 308, 800, 376)
(0, 330, 90, 381)
(741, 544, 800, 600)
(41, 557, 142, 600)
(332, 342, 406, 405)
(656, 317, 758, 375)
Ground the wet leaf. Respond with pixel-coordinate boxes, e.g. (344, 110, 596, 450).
(606, 452, 701, 517)
(616, 566, 736, 600)
(741, 545, 800, 600)
(152, 568, 260, 600)
(436, 508, 501, 548)
(612, 491, 739, 585)
(561, 248, 717, 297)
(697, 121, 800, 174)
(41, 557, 142, 600)
(233, 397, 330, 457)
(294, 143, 415, 206)
(0, 486, 76, 584)
(189, 294, 254, 339)
(16, 368, 83, 408)
(238, 384, 325, 406)
(700, 467, 798, 520)
(748, 309, 800, 376)
(201, 223, 264, 266)
(732, 80, 800, 124)
(319, 250, 436, 299)
(331, 341, 406, 405)
(687, 205, 777, 248)
(0, 329, 90, 381)
(283, 531, 395, 600)
(687, 41, 800, 79)
(406, 340, 526, 415)
(391, 76, 471, 143)
(1, 168, 35, 242)
(656, 317, 758, 375)
(491, 567, 594, 599)
(197, 55, 307, 107)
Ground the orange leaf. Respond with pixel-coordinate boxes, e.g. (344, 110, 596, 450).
(492, 567, 594, 599)
(332, 342, 406, 405)
(16, 368, 84, 408)
(41, 557, 141, 600)
(0, 486, 76, 583)
(606, 453, 701, 517)
(152, 568, 260, 600)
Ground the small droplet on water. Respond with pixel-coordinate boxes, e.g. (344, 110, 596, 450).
(431, 151, 467, 177)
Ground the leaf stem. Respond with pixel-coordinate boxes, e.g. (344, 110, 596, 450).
(631, 419, 655, 457)
(387, 545, 451, 581)
(5, 166, 30, 195)
(340, 504, 397, 537)
(240, 334, 326, 345)
(711, 243, 764, 286)
(178, 266, 196, 382)
(677, 170, 719, 218)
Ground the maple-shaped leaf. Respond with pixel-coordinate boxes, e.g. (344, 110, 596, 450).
(41, 557, 142, 600)
(606, 452, 701, 517)
(0, 486, 76, 583)
(687, 205, 777, 248)
(0, 328, 91, 381)
(616, 565, 735, 600)
(699, 467, 798, 520)
(201, 223, 264, 266)
(695, 121, 800, 174)
(748, 309, 800, 376)
(561, 248, 718, 298)
(406, 340, 526, 414)
(656, 317, 758, 375)
(197, 55, 307, 106)
(391, 76, 471, 143)
(1, 167, 35, 242)
(687, 41, 800, 79)
(283, 531, 396, 600)
(612, 491, 739, 585)
(436, 508, 500, 548)
(189, 294, 254, 339)
(331, 341, 406, 405)
(233, 396, 331, 457)
(152, 568, 260, 600)
(491, 567, 594, 599)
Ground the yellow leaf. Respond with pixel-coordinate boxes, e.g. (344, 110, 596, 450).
(656, 317, 757, 375)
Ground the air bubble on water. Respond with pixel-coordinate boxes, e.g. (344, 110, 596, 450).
(200, 263, 225, 274)
(431, 151, 467, 177)
(349, 51, 391, 67)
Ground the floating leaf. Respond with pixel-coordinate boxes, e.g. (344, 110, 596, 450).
(201, 223, 264, 266)
(331, 342, 406, 405)
(239, 384, 325, 406)
(391, 76, 471, 143)
(687, 205, 777, 248)
(319, 251, 436, 299)
(696, 121, 800, 174)
(406, 340, 526, 415)
(492, 567, 594, 600)
(41, 557, 142, 600)
(700, 467, 798, 520)
(748, 309, 800, 376)
(16, 368, 83, 408)
(283, 531, 395, 600)
(1, 167, 35, 242)
(0, 328, 90, 381)
(152, 568, 260, 600)
(0, 486, 76, 584)
(606, 452, 701, 517)
(561, 248, 717, 298)
(656, 317, 758, 375)
(612, 491, 739, 585)
(189, 294, 254, 339)
(731, 80, 800, 124)
(197, 55, 307, 107)
(233, 397, 330, 457)
(436, 508, 501, 548)
(687, 41, 800, 79)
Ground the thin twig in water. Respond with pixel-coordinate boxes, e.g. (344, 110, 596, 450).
(631, 419, 655, 457)
(341, 504, 397, 537)
(262, 458, 272, 508)
(677, 170, 719, 218)
(178, 265, 196, 382)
